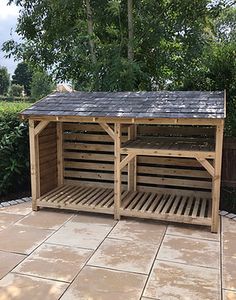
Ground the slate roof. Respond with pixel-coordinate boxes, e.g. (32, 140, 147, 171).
(21, 91, 225, 119)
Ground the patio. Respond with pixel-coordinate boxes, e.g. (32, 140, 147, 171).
(0, 200, 235, 300)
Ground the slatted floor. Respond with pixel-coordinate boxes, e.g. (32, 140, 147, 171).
(38, 185, 212, 226)
(121, 190, 212, 225)
(38, 185, 115, 214)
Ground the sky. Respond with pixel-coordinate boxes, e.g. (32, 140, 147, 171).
(0, 0, 20, 76)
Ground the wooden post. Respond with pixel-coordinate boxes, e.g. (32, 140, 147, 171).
(57, 122, 64, 186)
(29, 120, 40, 211)
(128, 124, 137, 191)
(211, 120, 224, 232)
(114, 123, 121, 220)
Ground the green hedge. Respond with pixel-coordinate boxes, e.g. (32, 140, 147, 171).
(0, 102, 31, 197)
(0, 96, 35, 102)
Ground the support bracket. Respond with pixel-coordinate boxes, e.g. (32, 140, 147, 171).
(34, 121, 50, 136)
(196, 157, 215, 177)
(99, 123, 115, 140)
(120, 153, 136, 170)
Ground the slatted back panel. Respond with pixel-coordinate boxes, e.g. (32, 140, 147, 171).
(63, 123, 214, 196)
(136, 125, 214, 196)
(63, 123, 128, 188)
(39, 122, 57, 195)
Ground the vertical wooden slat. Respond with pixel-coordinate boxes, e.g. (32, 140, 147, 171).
(114, 123, 121, 219)
(29, 119, 40, 211)
(128, 124, 137, 191)
(57, 122, 64, 185)
(211, 120, 224, 233)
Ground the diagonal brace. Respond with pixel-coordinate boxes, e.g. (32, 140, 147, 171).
(99, 123, 115, 140)
(34, 121, 50, 136)
(120, 153, 136, 170)
(196, 157, 215, 177)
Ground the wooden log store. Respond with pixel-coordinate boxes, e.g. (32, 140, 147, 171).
(20, 91, 226, 232)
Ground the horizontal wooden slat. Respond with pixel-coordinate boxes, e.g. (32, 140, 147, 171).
(64, 152, 114, 161)
(64, 142, 114, 152)
(64, 133, 127, 143)
(138, 156, 206, 167)
(64, 123, 128, 133)
(64, 157, 209, 177)
(138, 125, 215, 137)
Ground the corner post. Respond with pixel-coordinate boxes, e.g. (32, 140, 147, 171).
(211, 120, 224, 232)
(57, 122, 64, 186)
(29, 120, 40, 211)
(114, 123, 121, 220)
(128, 124, 137, 191)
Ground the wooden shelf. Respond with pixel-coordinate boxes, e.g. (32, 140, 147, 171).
(121, 190, 212, 226)
(38, 185, 211, 226)
(121, 137, 215, 159)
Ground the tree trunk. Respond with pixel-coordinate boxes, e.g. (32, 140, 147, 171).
(85, 0, 96, 64)
(127, 0, 134, 61)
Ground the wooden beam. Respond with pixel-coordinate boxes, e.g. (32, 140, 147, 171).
(128, 125, 137, 191)
(121, 148, 215, 159)
(196, 157, 215, 177)
(99, 123, 115, 140)
(211, 121, 224, 233)
(114, 123, 121, 220)
(120, 153, 136, 170)
(23, 115, 223, 126)
(57, 122, 64, 185)
(34, 121, 49, 136)
(29, 120, 40, 211)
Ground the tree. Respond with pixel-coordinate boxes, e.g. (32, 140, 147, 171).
(3, 0, 222, 91)
(12, 62, 32, 95)
(0, 67, 10, 95)
(9, 84, 24, 97)
(31, 71, 55, 100)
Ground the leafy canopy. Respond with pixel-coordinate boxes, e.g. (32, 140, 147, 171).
(3, 0, 227, 91)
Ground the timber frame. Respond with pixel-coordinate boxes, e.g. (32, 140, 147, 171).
(23, 91, 225, 233)
(27, 117, 224, 233)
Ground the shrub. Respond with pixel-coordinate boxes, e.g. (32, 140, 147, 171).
(9, 84, 24, 97)
(0, 102, 30, 197)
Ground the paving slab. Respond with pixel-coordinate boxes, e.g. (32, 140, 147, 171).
(222, 231, 236, 257)
(222, 217, 236, 234)
(0, 251, 26, 280)
(109, 219, 166, 244)
(60, 266, 147, 300)
(0, 273, 68, 300)
(47, 214, 116, 249)
(0, 224, 53, 255)
(0, 213, 25, 231)
(166, 223, 220, 241)
(88, 237, 157, 274)
(13, 243, 92, 283)
(16, 210, 73, 230)
(157, 235, 220, 269)
(0, 202, 32, 215)
(223, 289, 236, 300)
(144, 260, 220, 300)
(222, 255, 236, 291)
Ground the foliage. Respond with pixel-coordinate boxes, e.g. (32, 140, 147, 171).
(12, 62, 32, 95)
(9, 84, 24, 97)
(30, 71, 55, 100)
(0, 101, 30, 196)
(0, 66, 10, 95)
(3, 0, 223, 91)
(1, 0, 236, 135)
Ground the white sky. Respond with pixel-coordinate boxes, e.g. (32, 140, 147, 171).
(0, 0, 19, 20)
(0, 0, 20, 75)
